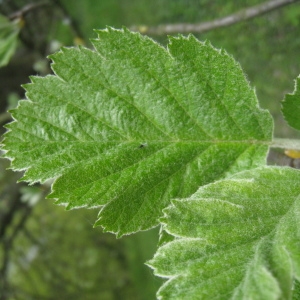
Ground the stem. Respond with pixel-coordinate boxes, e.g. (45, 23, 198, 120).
(271, 138, 300, 150)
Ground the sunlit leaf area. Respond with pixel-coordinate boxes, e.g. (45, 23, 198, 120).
(1, 1, 300, 299)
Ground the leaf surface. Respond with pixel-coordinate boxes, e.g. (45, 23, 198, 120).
(148, 167, 300, 299)
(2, 28, 272, 236)
(282, 75, 300, 131)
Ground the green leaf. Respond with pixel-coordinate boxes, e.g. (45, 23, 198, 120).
(0, 14, 20, 67)
(148, 166, 300, 299)
(2, 27, 273, 236)
(282, 75, 300, 131)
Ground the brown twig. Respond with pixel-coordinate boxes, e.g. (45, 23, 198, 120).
(131, 0, 300, 35)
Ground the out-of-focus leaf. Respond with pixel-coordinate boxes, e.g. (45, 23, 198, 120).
(0, 14, 20, 67)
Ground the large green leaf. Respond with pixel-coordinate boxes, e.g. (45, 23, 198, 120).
(282, 75, 300, 131)
(0, 14, 20, 67)
(2, 27, 273, 236)
(148, 166, 300, 299)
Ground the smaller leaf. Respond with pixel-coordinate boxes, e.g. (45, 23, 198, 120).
(282, 75, 300, 131)
(148, 167, 300, 300)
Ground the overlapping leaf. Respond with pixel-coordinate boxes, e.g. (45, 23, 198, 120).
(2, 27, 273, 236)
(282, 75, 300, 131)
(148, 167, 300, 299)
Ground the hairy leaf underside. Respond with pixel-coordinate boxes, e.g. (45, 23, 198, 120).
(149, 167, 300, 299)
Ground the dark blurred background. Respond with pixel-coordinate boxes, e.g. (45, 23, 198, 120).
(0, 0, 300, 299)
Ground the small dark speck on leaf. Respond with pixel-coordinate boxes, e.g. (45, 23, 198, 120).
(139, 143, 148, 149)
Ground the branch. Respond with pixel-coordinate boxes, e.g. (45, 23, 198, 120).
(8, 1, 51, 20)
(131, 0, 300, 35)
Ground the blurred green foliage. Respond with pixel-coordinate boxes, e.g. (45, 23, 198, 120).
(1, 0, 300, 299)
(0, 14, 20, 67)
(8, 200, 160, 299)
